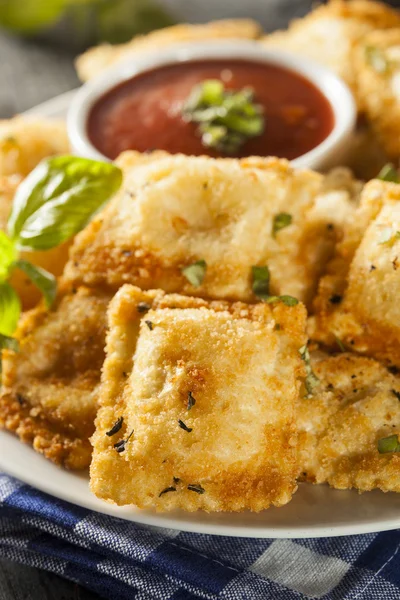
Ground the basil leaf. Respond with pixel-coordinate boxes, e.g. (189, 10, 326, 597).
(8, 156, 122, 250)
(272, 213, 292, 237)
(0, 333, 19, 353)
(181, 260, 207, 287)
(252, 265, 270, 300)
(0, 282, 21, 336)
(14, 260, 57, 308)
(0, 231, 17, 281)
(377, 163, 400, 183)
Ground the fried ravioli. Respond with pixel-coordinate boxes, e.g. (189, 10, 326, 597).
(356, 28, 400, 159)
(90, 284, 306, 512)
(311, 179, 400, 367)
(0, 117, 69, 178)
(262, 0, 400, 107)
(64, 152, 358, 307)
(76, 19, 262, 82)
(299, 353, 400, 493)
(0, 287, 110, 469)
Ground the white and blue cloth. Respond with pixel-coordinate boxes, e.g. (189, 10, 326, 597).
(0, 473, 399, 599)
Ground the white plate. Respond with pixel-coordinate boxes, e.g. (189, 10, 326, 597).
(1, 90, 400, 538)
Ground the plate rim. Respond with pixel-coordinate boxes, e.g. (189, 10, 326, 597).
(0, 89, 398, 539)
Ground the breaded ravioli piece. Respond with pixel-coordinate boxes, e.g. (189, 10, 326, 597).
(0, 117, 69, 178)
(299, 353, 400, 493)
(75, 19, 262, 82)
(311, 179, 400, 367)
(262, 0, 400, 107)
(0, 287, 110, 469)
(64, 152, 358, 307)
(356, 28, 400, 159)
(0, 175, 70, 309)
(90, 284, 307, 512)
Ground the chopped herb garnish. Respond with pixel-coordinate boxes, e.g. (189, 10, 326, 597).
(274, 323, 281, 331)
(137, 302, 151, 313)
(335, 337, 346, 352)
(182, 79, 264, 155)
(252, 265, 270, 300)
(114, 429, 134, 453)
(299, 345, 320, 397)
(181, 260, 207, 287)
(145, 320, 154, 331)
(377, 163, 400, 183)
(272, 213, 292, 237)
(329, 294, 343, 304)
(187, 391, 196, 411)
(159, 486, 177, 497)
(251, 266, 298, 306)
(392, 389, 400, 401)
(173, 477, 181, 484)
(106, 416, 123, 437)
(187, 484, 205, 494)
(178, 419, 192, 432)
(365, 45, 389, 74)
(378, 434, 400, 453)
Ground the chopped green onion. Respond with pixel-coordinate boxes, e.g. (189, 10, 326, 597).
(182, 79, 265, 155)
(272, 213, 292, 237)
(378, 434, 400, 453)
(181, 260, 207, 287)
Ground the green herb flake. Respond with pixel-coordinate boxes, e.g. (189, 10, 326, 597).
(178, 419, 192, 432)
(335, 337, 346, 352)
(181, 260, 207, 287)
(137, 302, 151, 314)
(159, 486, 177, 497)
(106, 416, 124, 437)
(365, 45, 389, 74)
(187, 391, 196, 411)
(378, 434, 400, 453)
(182, 79, 264, 155)
(299, 345, 320, 397)
(377, 163, 400, 183)
(145, 320, 154, 331)
(392, 389, 400, 401)
(252, 265, 270, 300)
(187, 484, 205, 494)
(272, 213, 292, 237)
(278, 295, 299, 307)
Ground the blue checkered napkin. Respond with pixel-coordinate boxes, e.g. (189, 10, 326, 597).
(1, 474, 400, 600)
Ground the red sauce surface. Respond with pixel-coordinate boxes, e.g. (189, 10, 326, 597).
(88, 59, 335, 160)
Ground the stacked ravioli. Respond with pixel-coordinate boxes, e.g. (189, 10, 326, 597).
(3, 0, 400, 512)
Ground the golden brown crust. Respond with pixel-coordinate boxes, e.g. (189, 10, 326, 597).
(355, 28, 400, 158)
(299, 353, 400, 493)
(76, 19, 263, 82)
(262, 0, 400, 107)
(64, 152, 358, 307)
(0, 117, 69, 178)
(311, 179, 400, 367)
(90, 284, 307, 512)
(0, 287, 111, 469)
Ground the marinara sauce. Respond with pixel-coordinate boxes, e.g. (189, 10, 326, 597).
(88, 59, 334, 160)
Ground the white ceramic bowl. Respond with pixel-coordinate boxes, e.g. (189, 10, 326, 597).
(67, 40, 356, 170)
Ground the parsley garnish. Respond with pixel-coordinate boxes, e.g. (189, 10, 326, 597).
(378, 434, 400, 453)
(178, 419, 192, 432)
(272, 213, 292, 237)
(299, 345, 320, 397)
(187, 391, 196, 411)
(187, 484, 205, 494)
(181, 260, 207, 287)
(106, 416, 123, 437)
(182, 79, 264, 155)
(114, 429, 134, 453)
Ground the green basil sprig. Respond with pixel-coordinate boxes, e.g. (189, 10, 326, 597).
(0, 155, 122, 347)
